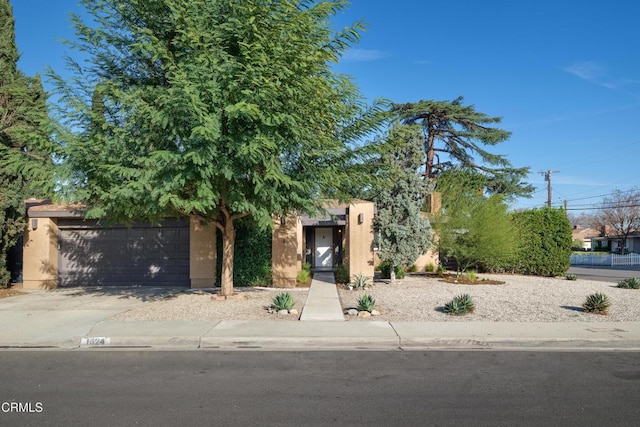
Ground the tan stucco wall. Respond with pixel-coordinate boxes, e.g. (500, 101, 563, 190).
(413, 206, 440, 271)
(22, 217, 59, 289)
(426, 192, 442, 215)
(413, 250, 439, 271)
(189, 219, 217, 288)
(346, 201, 375, 280)
(271, 214, 301, 287)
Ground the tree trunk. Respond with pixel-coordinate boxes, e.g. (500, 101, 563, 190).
(220, 218, 236, 297)
(389, 263, 396, 283)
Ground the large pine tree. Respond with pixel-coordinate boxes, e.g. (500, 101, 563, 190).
(393, 97, 533, 200)
(0, 0, 53, 286)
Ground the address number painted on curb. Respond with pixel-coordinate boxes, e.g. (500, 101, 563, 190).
(81, 337, 111, 346)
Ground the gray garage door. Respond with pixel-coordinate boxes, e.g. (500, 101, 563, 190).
(58, 219, 190, 287)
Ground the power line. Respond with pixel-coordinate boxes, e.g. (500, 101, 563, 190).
(565, 203, 640, 211)
(562, 187, 640, 203)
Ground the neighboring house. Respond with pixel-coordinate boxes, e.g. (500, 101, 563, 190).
(591, 233, 640, 254)
(22, 199, 380, 289)
(571, 225, 601, 251)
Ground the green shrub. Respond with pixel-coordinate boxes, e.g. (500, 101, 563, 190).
(464, 270, 477, 282)
(335, 265, 350, 284)
(436, 265, 445, 277)
(571, 239, 585, 251)
(296, 268, 311, 285)
(357, 293, 376, 312)
(510, 208, 572, 276)
(407, 264, 418, 273)
(425, 263, 436, 273)
(617, 277, 640, 289)
(443, 294, 475, 315)
(272, 292, 295, 311)
(379, 260, 405, 280)
(566, 274, 577, 281)
(216, 221, 272, 286)
(302, 262, 311, 272)
(349, 273, 369, 290)
(582, 292, 610, 315)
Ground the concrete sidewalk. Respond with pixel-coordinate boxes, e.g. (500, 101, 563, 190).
(1, 287, 640, 351)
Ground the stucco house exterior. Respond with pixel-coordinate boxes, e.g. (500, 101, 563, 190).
(571, 225, 601, 251)
(22, 199, 380, 289)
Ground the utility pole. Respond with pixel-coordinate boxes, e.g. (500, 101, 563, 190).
(540, 170, 560, 208)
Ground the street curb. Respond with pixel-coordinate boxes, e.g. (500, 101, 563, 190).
(3, 337, 640, 351)
(199, 336, 400, 350)
(397, 338, 640, 351)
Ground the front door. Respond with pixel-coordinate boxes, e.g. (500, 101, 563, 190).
(314, 227, 334, 268)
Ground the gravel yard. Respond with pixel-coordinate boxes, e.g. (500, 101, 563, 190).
(109, 287, 309, 321)
(108, 273, 640, 322)
(339, 274, 640, 322)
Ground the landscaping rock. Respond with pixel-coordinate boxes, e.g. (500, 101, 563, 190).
(289, 308, 299, 316)
(357, 311, 371, 318)
(278, 309, 289, 316)
(346, 309, 359, 316)
(370, 309, 380, 316)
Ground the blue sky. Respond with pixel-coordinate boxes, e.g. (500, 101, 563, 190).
(11, 1, 640, 213)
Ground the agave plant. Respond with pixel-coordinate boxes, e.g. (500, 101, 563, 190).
(349, 273, 370, 290)
(617, 277, 640, 289)
(565, 274, 577, 281)
(272, 292, 295, 311)
(357, 294, 376, 312)
(443, 294, 475, 316)
(582, 292, 610, 315)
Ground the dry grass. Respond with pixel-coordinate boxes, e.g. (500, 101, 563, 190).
(0, 287, 24, 299)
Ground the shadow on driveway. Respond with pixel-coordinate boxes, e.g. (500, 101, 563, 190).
(20, 286, 190, 303)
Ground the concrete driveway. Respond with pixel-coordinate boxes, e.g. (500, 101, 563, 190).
(0, 287, 184, 348)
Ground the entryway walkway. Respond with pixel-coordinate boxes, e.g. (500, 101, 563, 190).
(299, 271, 344, 321)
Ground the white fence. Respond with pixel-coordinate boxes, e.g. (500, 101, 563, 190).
(611, 253, 640, 266)
(570, 254, 611, 266)
(570, 253, 640, 266)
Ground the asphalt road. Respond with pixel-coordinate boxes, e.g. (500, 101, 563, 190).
(568, 265, 640, 282)
(1, 350, 639, 426)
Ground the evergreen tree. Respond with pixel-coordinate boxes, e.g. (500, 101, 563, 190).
(374, 124, 432, 283)
(393, 97, 533, 200)
(0, 0, 54, 286)
(52, 0, 371, 296)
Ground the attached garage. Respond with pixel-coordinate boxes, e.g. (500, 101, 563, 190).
(57, 218, 190, 287)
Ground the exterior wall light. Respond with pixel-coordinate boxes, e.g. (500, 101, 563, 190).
(31, 218, 38, 230)
(358, 213, 364, 224)
(280, 216, 286, 226)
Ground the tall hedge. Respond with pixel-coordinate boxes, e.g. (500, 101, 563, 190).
(511, 208, 572, 276)
(216, 221, 272, 287)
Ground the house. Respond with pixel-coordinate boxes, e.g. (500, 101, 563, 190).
(571, 225, 601, 251)
(591, 233, 640, 254)
(21, 199, 380, 289)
